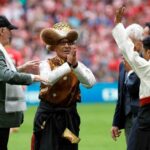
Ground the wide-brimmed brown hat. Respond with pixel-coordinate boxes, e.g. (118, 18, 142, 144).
(40, 22, 78, 47)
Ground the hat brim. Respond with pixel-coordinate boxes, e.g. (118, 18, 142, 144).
(40, 28, 78, 46)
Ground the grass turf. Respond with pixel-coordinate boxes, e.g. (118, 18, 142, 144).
(8, 103, 126, 150)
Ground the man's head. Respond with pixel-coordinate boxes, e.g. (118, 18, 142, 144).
(142, 36, 150, 61)
(40, 22, 78, 60)
(0, 15, 18, 46)
(126, 24, 144, 53)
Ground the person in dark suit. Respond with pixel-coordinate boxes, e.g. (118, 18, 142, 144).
(111, 19, 144, 145)
(0, 15, 47, 150)
(112, 5, 150, 150)
(111, 58, 140, 144)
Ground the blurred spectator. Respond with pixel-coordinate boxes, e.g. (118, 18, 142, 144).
(0, 0, 150, 82)
(5, 45, 23, 66)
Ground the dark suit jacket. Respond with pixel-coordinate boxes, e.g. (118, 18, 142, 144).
(112, 62, 140, 129)
(0, 49, 33, 128)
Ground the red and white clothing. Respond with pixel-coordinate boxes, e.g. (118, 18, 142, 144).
(112, 23, 150, 150)
(6, 47, 23, 66)
(112, 23, 150, 100)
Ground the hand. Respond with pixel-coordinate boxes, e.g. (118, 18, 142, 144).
(67, 45, 78, 67)
(18, 60, 40, 74)
(111, 126, 121, 141)
(123, 58, 132, 72)
(33, 75, 49, 83)
(114, 5, 126, 24)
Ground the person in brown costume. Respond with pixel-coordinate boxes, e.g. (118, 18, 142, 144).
(31, 22, 96, 150)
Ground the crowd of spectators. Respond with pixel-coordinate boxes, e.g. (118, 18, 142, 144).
(0, 0, 150, 82)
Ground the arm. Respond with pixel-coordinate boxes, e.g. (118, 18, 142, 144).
(66, 45, 96, 88)
(40, 60, 96, 88)
(17, 60, 40, 74)
(39, 60, 71, 86)
(112, 17, 150, 78)
(111, 64, 123, 141)
(72, 61, 96, 88)
(112, 63, 124, 128)
(0, 51, 33, 85)
(112, 99, 122, 128)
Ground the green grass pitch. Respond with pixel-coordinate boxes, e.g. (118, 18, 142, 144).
(8, 103, 126, 150)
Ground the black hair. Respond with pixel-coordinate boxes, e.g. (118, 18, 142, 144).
(145, 22, 150, 29)
(143, 36, 150, 51)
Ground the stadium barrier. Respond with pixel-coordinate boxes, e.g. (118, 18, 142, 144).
(25, 82, 118, 105)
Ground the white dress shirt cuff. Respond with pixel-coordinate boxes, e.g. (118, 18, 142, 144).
(127, 70, 134, 77)
(47, 62, 71, 85)
(72, 61, 96, 88)
(30, 74, 35, 81)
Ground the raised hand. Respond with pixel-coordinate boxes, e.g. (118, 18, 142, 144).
(114, 5, 126, 24)
(67, 45, 78, 68)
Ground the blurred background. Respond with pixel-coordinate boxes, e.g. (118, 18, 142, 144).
(1, 0, 150, 82)
(0, 0, 150, 149)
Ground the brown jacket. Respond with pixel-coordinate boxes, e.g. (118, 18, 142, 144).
(39, 57, 80, 106)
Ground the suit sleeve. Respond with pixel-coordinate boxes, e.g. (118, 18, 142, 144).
(0, 50, 33, 85)
(126, 72, 140, 97)
(112, 63, 125, 129)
